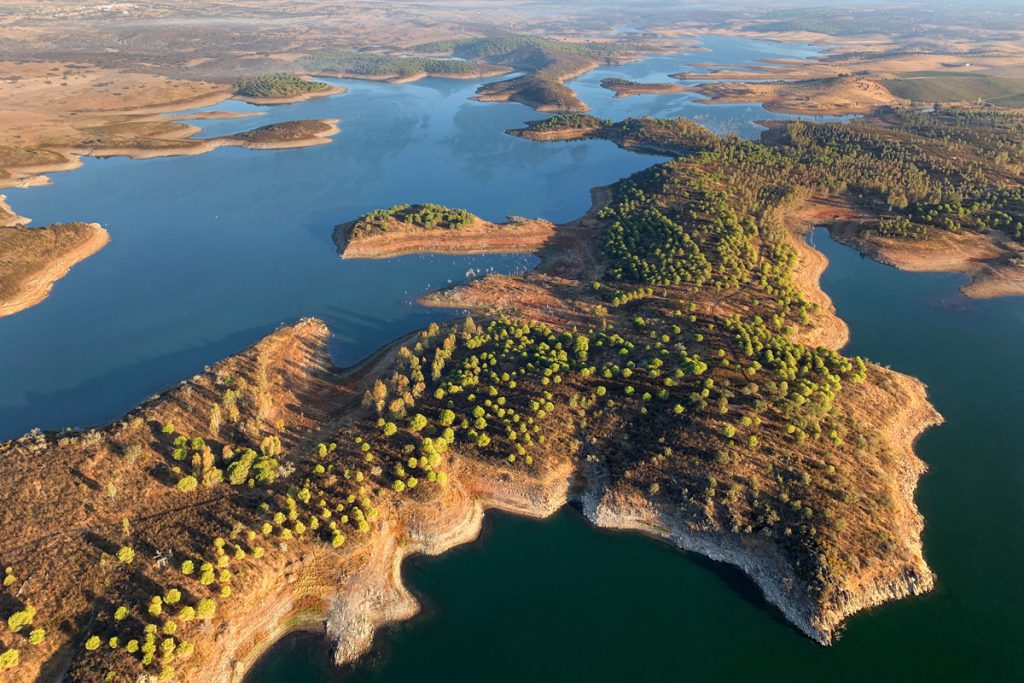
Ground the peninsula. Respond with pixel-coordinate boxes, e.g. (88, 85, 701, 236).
(334, 204, 555, 259)
(0, 3, 1023, 681)
(0, 222, 109, 318)
(601, 78, 688, 98)
(515, 106, 1024, 299)
(0, 110, 948, 680)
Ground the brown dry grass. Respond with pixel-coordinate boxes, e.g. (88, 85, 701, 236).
(687, 76, 899, 115)
(0, 222, 109, 316)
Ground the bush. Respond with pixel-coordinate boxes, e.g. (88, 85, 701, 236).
(196, 599, 217, 620)
(7, 607, 35, 633)
(0, 649, 19, 670)
(176, 475, 198, 493)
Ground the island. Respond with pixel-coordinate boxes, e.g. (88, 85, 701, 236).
(601, 78, 688, 98)
(233, 74, 346, 105)
(0, 221, 109, 318)
(0, 107, 956, 680)
(333, 203, 555, 259)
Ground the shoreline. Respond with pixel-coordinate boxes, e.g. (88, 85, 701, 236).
(334, 217, 556, 260)
(0, 83, 349, 190)
(307, 65, 512, 85)
(0, 118, 342, 192)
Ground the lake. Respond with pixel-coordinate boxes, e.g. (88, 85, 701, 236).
(6, 35, 1017, 681)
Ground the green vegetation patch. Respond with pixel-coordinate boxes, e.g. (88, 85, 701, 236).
(300, 52, 478, 77)
(525, 114, 611, 132)
(234, 74, 329, 99)
(350, 204, 476, 239)
(412, 35, 625, 61)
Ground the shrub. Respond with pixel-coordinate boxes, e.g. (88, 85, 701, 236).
(0, 649, 19, 670)
(7, 606, 35, 633)
(196, 599, 217, 620)
(117, 546, 135, 564)
(176, 475, 198, 493)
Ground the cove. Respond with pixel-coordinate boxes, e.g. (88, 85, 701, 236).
(248, 229, 1024, 681)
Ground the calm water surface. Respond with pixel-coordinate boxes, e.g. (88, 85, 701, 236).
(6, 36, 1018, 681)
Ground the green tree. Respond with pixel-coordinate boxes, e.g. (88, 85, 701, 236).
(176, 475, 198, 493)
(0, 649, 19, 670)
(7, 606, 35, 633)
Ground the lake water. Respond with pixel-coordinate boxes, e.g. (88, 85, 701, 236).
(5, 35, 1016, 681)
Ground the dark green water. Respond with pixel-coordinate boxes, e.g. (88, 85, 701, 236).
(248, 231, 1024, 681)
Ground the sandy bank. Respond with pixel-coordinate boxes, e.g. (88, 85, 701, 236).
(165, 111, 266, 121)
(335, 216, 555, 260)
(601, 79, 688, 98)
(682, 76, 900, 116)
(0, 193, 29, 227)
(802, 197, 1024, 300)
(0, 222, 109, 318)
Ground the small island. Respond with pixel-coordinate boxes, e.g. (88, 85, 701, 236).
(219, 119, 341, 149)
(234, 74, 346, 104)
(334, 203, 555, 259)
(0, 221, 109, 317)
(507, 114, 612, 141)
(600, 77, 687, 97)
